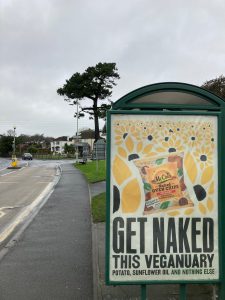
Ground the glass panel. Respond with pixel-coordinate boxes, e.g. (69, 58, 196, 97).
(131, 91, 215, 105)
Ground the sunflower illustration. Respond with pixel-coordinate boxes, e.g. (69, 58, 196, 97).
(116, 138, 157, 161)
(165, 121, 188, 136)
(113, 120, 141, 145)
(182, 127, 203, 148)
(204, 131, 215, 150)
(157, 134, 184, 154)
(141, 122, 159, 143)
(194, 145, 213, 170)
(199, 121, 213, 135)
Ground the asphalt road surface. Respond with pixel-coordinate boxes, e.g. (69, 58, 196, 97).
(0, 158, 75, 247)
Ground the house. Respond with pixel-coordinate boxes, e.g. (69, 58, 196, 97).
(51, 136, 74, 154)
(51, 130, 106, 155)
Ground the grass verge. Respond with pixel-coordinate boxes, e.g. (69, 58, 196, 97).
(91, 192, 106, 223)
(75, 160, 106, 183)
(74, 160, 106, 222)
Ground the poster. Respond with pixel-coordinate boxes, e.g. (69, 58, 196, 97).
(109, 114, 218, 282)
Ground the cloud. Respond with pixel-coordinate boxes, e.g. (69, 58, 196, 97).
(0, 0, 224, 136)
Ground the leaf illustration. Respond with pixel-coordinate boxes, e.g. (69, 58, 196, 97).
(160, 201, 170, 209)
(144, 182, 152, 191)
(177, 168, 183, 177)
(156, 158, 164, 165)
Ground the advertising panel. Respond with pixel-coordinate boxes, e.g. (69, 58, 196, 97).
(109, 114, 218, 283)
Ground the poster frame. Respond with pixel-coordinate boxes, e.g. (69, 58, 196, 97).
(106, 109, 223, 286)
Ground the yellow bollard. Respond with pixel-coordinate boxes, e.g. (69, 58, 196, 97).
(11, 156, 18, 168)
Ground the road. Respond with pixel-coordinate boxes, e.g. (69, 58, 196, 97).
(0, 158, 75, 247)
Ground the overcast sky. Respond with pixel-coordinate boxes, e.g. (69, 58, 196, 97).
(1, 0, 224, 137)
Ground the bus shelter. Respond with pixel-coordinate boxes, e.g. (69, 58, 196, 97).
(106, 82, 225, 299)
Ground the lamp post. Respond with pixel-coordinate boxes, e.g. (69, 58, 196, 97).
(13, 126, 16, 158)
(76, 101, 79, 139)
(10, 126, 18, 168)
(75, 101, 79, 163)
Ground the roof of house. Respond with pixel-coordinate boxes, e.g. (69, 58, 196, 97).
(53, 136, 73, 142)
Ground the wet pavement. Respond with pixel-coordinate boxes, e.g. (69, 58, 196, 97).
(0, 164, 93, 300)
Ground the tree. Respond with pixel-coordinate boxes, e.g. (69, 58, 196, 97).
(80, 128, 95, 139)
(201, 75, 225, 99)
(57, 62, 120, 141)
(0, 135, 13, 157)
(64, 143, 75, 154)
(102, 123, 106, 134)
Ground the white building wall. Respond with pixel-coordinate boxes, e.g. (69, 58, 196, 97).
(51, 140, 74, 154)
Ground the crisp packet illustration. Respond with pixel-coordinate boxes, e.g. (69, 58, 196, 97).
(133, 153, 194, 215)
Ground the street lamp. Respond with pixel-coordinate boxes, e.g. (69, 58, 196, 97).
(13, 126, 16, 157)
(10, 125, 18, 168)
(76, 101, 79, 138)
(74, 101, 80, 163)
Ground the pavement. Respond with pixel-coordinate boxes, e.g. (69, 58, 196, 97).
(0, 163, 92, 299)
(0, 163, 218, 299)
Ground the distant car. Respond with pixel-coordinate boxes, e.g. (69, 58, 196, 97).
(22, 153, 33, 160)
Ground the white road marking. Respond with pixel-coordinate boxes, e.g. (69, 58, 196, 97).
(18, 167, 26, 171)
(0, 206, 21, 219)
(0, 182, 18, 184)
(0, 171, 17, 177)
(0, 181, 54, 243)
(0, 211, 5, 218)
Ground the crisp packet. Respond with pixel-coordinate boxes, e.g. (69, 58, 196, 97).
(133, 153, 194, 215)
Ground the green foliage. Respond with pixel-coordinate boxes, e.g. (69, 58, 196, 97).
(27, 146, 38, 153)
(202, 75, 225, 99)
(80, 128, 95, 139)
(57, 62, 120, 140)
(0, 135, 13, 156)
(102, 123, 106, 134)
(91, 192, 106, 223)
(75, 160, 106, 183)
(64, 143, 75, 154)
